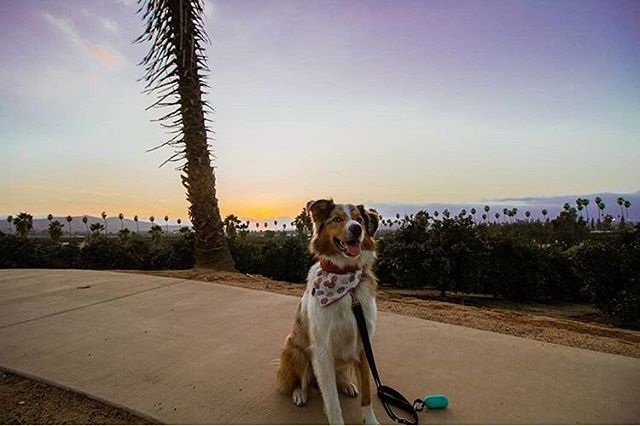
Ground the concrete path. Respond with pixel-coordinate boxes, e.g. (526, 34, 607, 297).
(0, 269, 638, 424)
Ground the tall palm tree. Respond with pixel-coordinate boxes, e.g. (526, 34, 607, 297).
(575, 198, 583, 220)
(616, 197, 625, 221)
(164, 215, 169, 232)
(134, 215, 139, 233)
(82, 216, 89, 233)
(582, 198, 590, 222)
(66, 215, 73, 236)
(594, 197, 602, 222)
(177, 218, 182, 226)
(494, 212, 500, 223)
(118, 213, 125, 230)
(624, 200, 631, 222)
(470, 208, 476, 221)
(137, 0, 234, 270)
(6, 215, 13, 233)
(13, 213, 33, 238)
(47, 214, 54, 222)
(525, 211, 531, 221)
(502, 208, 508, 223)
(101, 211, 108, 234)
(541, 209, 548, 222)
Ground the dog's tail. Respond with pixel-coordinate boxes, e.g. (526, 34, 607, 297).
(276, 341, 300, 394)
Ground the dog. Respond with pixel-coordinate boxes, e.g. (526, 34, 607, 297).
(276, 199, 380, 424)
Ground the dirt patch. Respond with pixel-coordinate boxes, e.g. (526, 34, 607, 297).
(129, 269, 640, 359)
(0, 369, 151, 425)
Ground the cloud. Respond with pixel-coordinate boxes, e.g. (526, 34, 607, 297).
(42, 12, 125, 70)
(100, 17, 119, 34)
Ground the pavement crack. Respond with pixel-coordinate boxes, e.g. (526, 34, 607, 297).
(0, 279, 190, 330)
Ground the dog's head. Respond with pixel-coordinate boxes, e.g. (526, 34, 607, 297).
(307, 199, 379, 268)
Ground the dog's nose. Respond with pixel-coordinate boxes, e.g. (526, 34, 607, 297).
(349, 223, 362, 238)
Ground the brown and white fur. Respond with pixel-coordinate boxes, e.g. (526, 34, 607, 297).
(276, 199, 380, 424)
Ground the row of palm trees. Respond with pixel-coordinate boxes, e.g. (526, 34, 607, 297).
(4, 212, 185, 237)
(378, 197, 633, 228)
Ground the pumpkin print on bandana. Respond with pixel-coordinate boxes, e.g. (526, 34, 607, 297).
(313, 268, 363, 306)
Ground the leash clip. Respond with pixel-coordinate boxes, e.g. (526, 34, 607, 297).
(413, 398, 426, 412)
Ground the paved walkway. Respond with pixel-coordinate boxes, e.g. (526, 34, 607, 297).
(0, 269, 638, 424)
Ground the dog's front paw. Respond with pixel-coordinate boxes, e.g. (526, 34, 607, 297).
(292, 387, 308, 407)
(362, 405, 379, 425)
(338, 381, 359, 398)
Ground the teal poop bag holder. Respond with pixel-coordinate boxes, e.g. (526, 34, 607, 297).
(420, 394, 449, 410)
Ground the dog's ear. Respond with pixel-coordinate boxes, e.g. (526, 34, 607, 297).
(357, 205, 380, 237)
(307, 199, 335, 229)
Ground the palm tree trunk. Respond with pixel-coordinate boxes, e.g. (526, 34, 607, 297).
(166, 0, 234, 269)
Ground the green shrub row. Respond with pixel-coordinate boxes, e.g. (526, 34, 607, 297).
(1, 216, 638, 324)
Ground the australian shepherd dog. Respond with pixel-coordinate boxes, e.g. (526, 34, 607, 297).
(276, 199, 380, 424)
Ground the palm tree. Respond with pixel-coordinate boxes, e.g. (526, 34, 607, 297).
(82, 216, 89, 233)
(525, 211, 531, 221)
(149, 215, 155, 225)
(48, 220, 64, 243)
(101, 211, 107, 234)
(47, 214, 54, 222)
(264, 222, 268, 229)
(563, 203, 570, 211)
(164, 215, 169, 232)
(582, 198, 590, 222)
(502, 208, 508, 223)
(616, 197, 624, 221)
(575, 198, 583, 220)
(66, 215, 73, 236)
(149, 224, 163, 245)
(624, 200, 631, 222)
(541, 209, 548, 222)
(90, 222, 105, 237)
(577, 203, 584, 221)
(6, 215, 13, 233)
(481, 213, 487, 222)
(137, 0, 234, 269)
(274, 220, 278, 228)
(13, 213, 33, 238)
(470, 208, 476, 221)
(177, 218, 182, 226)
(598, 201, 607, 222)
(134, 215, 139, 233)
(223, 214, 240, 237)
(494, 212, 500, 223)
(594, 197, 602, 222)
(118, 213, 125, 230)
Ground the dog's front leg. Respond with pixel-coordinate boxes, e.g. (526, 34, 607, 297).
(312, 350, 344, 424)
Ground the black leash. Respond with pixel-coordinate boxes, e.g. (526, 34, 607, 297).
(352, 299, 423, 425)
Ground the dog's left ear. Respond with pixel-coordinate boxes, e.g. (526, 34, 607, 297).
(357, 205, 380, 236)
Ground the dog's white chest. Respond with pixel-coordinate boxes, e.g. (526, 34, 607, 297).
(303, 264, 377, 362)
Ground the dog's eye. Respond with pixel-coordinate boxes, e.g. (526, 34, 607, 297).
(332, 217, 342, 223)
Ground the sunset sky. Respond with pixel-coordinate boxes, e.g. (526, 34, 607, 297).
(1, 0, 639, 222)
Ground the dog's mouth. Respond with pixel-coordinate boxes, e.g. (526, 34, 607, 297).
(334, 237, 361, 257)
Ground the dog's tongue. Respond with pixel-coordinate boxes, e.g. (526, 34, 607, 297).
(345, 242, 361, 257)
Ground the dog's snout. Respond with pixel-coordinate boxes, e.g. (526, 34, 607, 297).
(349, 223, 362, 238)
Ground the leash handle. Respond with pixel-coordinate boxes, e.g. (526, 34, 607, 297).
(352, 300, 419, 425)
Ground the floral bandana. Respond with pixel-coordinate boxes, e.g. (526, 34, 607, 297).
(312, 268, 363, 307)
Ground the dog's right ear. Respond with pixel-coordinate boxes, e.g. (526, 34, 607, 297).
(306, 199, 335, 229)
